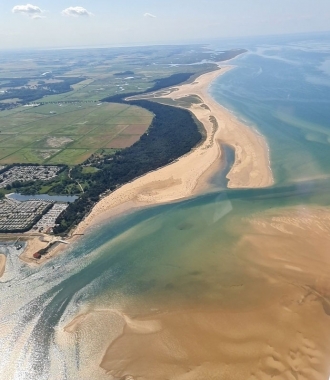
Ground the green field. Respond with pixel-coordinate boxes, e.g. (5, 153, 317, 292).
(0, 45, 224, 165)
(0, 102, 152, 165)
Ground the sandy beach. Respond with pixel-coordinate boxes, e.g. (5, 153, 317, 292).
(19, 66, 274, 264)
(19, 237, 51, 265)
(74, 66, 273, 235)
(19, 235, 68, 265)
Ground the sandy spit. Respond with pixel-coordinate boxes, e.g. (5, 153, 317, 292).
(74, 66, 273, 235)
(19, 236, 66, 266)
(19, 237, 50, 265)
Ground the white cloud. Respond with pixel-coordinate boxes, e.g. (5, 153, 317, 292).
(144, 13, 156, 18)
(32, 14, 46, 19)
(62, 6, 93, 17)
(12, 4, 43, 16)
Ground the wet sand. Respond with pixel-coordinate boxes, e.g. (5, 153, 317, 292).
(31, 66, 330, 380)
(95, 205, 330, 379)
(100, 304, 330, 380)
(19, 237, 50, 265)
(19, 236, 66, 265)
(74, 66, 273, 236)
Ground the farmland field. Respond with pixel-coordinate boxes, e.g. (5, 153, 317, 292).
(0, 102, 153, 165)
(0, 45, 224, 166)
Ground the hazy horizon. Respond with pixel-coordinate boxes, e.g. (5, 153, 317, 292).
(1, 0, 330, 49)
(0, 30, 329, 53)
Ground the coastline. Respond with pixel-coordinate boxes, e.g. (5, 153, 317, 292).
(19, 237, 52, 266)
(18, 235, 69, 266)
(162, 66, 274, 189)
(5, 41, 330, 380)
(73, 65, 273, 235)
(20, 64, 274, 261)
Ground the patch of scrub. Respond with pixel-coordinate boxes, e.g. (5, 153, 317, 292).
(37, 149, 61, 160)
(46, 137, 74, 148)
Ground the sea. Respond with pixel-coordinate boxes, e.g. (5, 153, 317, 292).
(1, 32, 330, 379)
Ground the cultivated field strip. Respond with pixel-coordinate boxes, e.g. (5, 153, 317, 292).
(0, 103, 152, 165)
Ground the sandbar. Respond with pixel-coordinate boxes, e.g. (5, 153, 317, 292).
(101, 205, 330, 379)
(64, 204, 330, 379)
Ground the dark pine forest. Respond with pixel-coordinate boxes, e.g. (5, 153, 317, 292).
(54, 73, 203, 234)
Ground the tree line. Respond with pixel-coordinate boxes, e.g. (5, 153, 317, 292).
(0, 77, 85, 105)
(54, 77, 202, 234)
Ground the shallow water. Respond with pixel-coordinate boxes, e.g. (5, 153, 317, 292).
(211, 32, 330, 185)
(1, 33, 330, 379)
(209, 143, 235, 189)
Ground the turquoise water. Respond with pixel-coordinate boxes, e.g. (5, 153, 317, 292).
(209, 144, 235, 189)
(211, 32, 330, 185)
(1, 33, 330, 379)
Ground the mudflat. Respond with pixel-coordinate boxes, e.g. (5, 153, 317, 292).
(97, 205, 330, 379)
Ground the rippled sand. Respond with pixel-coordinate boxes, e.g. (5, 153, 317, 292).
(96, 206, 330, 380)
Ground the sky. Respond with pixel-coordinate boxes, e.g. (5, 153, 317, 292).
(1, 0, 330, 49)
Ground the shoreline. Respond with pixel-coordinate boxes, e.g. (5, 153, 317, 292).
(18, 235, 70, 266)
(19, 237, 54, 266)
(73, 65, 273, 235)
(162, 65, 274, 189)
(20, 64, 274, 261)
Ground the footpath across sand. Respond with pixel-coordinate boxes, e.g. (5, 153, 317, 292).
(0, 254, 6, 277)
(74, 66, 273, 235)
